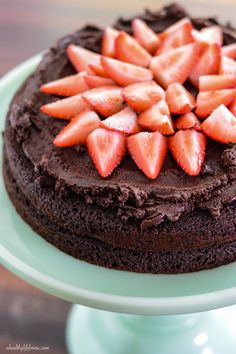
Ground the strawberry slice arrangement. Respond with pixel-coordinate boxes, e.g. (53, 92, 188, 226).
(40, 17, 236, 179)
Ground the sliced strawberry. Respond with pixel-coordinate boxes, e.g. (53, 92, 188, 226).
(150, 43, 201, 89)
(101, 56, 153, 86)
(102, 27, 119, 58)
(138, 100, 174, 135)
(100, 106, 140, 134)
(53, 109, 100, 147)
(189, 43, 221, 87)
(156, 21, 193, 55)
(195, 88, 236, 118)
(127, 131, 168, 179)
(132, 18, 160, 54)
(159, 18, 192, 40)
(40, 72, 89, 97)
(67, 44, 100, 74)
(166, 83, 196, 114)
(229, 97, 236, 116)
(122, 81, 165, 113)
(220, 56, 236, 75)
(87, 128, 126, 177)
(199, 75, 236, 91)
(115, 31, 152, 67)
(169, 129, 206, 176)
(222, 43, 236, 60)
(192, 26, 223, 46)
(201, 104, 236, 143)
(82, 86, 124, 117)
(174, 112, 201, 131)
(40, 94, 89, 119)
(85, 75, 115, 88)
(89, 64, 109, 78)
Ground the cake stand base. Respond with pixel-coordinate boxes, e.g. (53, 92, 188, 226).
(66, 304, 236, 354)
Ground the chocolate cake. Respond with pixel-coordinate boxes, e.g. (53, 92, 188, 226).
(3, 3, 236, 273)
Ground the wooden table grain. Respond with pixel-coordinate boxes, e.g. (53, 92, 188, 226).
(0, 0, 236, 353)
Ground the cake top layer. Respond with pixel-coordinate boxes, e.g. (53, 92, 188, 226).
(9, 3, 236, 229)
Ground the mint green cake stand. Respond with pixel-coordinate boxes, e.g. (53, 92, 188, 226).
(1, 55, 236, 354)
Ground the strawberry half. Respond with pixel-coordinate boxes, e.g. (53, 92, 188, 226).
(169, 129, 206, 176)
(40, 72, 89, 97)
(229, 97, 236, 116)
(159, 18, 192, 40)
(195, 88, 236, 118)
(89, 64, 109, 78)
(189, 43, 221, 87)
(156, 20, 193, 55)
(174, 112, 201, 131)
(201, 104, 236, 143)
(138, 100, 174, 135)
(115, 31, 152, 67)
(100, 106, 140, 134)
(150, 43, 201, 89)
(127, 131, 168, 179)
(132, 18, 160, 54)
(82, 86, 124, 117)
(54, 109, 100, 147)
(193, 26, 223, 46)
(41, 94, 89, 119)
(102, 27, 119, 58)
(199, 75, 236, 91)
(87, 128, 126, 177)
(122, 81, 165, 113)
(166, 83, 196, 114)
(85, 75, 115, 88)
(220, 56, 236, 75)
(222, 43, 236, 60)
(101, 56, 153, 86)
(67, 44, 100, 74)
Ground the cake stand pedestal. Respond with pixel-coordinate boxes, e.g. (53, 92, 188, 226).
(2, 55, 236, 354)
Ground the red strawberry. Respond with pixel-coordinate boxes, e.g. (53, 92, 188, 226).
(192, 26, 223, 46)
(102, 27, 119, 58)
(166, 83, 196, 114)
(138, 100, 174, 135)
(150, 43, 201, 89)
(189, 43, 221, 87)
(222, 43, 236, 60)
(101, 56, 153, 86)
(156, 21, 193, 55)
(132, 18, 160, 54)
(89, 64, 109, 78)
(100, 106, 140, 134)
(67, 44, 100, 74)
(127, 131, 168, 179)
(122, 81, 165, 113)
(159, 18, 192, 40)
(53, 109, 100, 147)
(169, 129, 206, 176)
(174, 112, 201, 131)
(82, 86, 124, 117)
(40, 72, 89, 97)
(195, 88, 236, 118)
(40, 94, 89, 119)
(229, 97, 236, 116)
(115, 31, 152, 67)
(199, 75, 236, 91)
(201, 104, 236, 143)
(85, 75, 115, 88)
(220, 56, 236, 75)
(87, 128, 126, 177)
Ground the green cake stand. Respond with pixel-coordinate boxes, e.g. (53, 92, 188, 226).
(1, 55, 236, 354)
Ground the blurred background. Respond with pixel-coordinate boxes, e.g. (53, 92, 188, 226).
(0, 0, 235, 353)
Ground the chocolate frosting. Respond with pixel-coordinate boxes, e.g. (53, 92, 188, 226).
(8, 3, 236, 229)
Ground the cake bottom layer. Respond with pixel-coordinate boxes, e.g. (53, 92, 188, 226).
(3, 154, 236, 274)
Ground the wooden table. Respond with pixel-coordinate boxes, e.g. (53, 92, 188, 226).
(0, 0, 236, 353)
